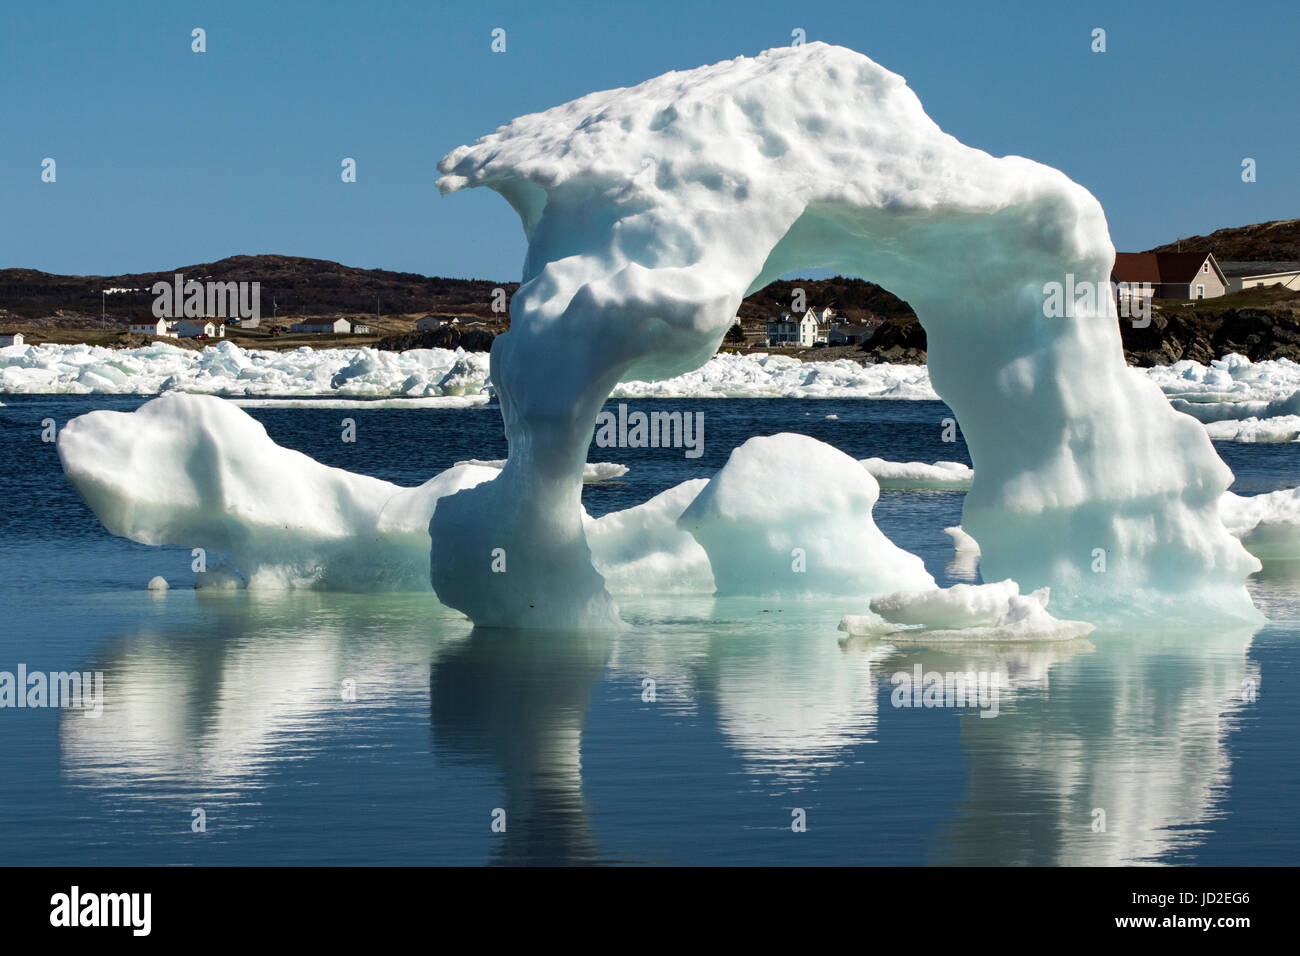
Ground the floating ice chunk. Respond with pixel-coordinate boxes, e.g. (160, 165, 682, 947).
(839, 580, 1095, 642)
(1220, 488, 1300, 560)
(586, 478, 714, 594)
(456, 459, 629, 482)
(943, 526, 981, 553)
(437, 352, 492, 396)
(56, 393, 497, 590)
(861, 457, 973, 490)
(678, 434, 934, 597)
(1203, 416, 1300, 443)
(872, 579, 1032, 629)
(146, 575, 169, 591)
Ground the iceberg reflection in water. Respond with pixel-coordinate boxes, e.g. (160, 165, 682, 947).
(54, 590, 1266, 865)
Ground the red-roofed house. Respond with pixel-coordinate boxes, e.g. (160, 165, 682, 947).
(1112, 252, 1227, 300)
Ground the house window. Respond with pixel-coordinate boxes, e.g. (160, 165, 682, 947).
(1196, 284, 1205, 299)
(1203, 262, 1209, 273)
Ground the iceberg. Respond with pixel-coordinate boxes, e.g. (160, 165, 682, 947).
(53, 44, 1266, 627)
(433, 42, 1259, 625)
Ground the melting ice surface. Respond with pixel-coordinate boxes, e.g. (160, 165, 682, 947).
(52, 43, 1274, 629)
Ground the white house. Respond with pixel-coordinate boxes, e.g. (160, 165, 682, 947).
(0, 332, 23, 347)
(174, 319, 225, 339)
(765, 307, 836, 347)
(128, 318, 177, 337)
(349, 319, 371, 334)
(290, 318, 351, 334)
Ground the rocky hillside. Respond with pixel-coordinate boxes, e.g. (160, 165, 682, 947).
(1146, 219, 1300, 261)
(0, 256, 518, 324)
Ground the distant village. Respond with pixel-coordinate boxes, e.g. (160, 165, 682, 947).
(1, 236, 1297, 356)
(0, 311, 495, 349)
(758, 307, 881, 348)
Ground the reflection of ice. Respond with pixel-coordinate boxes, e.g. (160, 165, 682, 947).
(930, 628, 1259, 865)
(59, 593, 459, 791)
(59, 588, 1264, 865)
(429, 628, 612, 864)
(609, 601, 892, 782)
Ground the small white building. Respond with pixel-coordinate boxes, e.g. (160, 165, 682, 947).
(349, 320, 371, 334)
(765, 307, 835, 347)
(0, 332, 23, 347)
(128, 318, 177, 338)
(174, 319, 225, 339)
(290, 318, 351, 334)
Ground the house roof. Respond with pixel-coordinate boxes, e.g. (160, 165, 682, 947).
(1113, 252, 1219, 284)
(1218, 260, 1300, 277)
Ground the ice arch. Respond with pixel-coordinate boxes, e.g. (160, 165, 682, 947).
(434, 42, 1259, 628)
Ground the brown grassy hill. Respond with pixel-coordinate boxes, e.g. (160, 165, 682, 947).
(1146, 219, 1300, 261)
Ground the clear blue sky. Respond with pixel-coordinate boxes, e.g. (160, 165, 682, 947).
(2, 0, 1296, 281)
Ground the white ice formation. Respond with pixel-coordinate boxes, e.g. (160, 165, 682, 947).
(432, 42, 1260, 625)
(0, 341, 492, 398)
(678, 434, 934, 596)
(51, 44, 1269, 626)
(56, 393, 500, 590)
(861, 458, 973, 490)
(1219, 487, 1300, 561)
(839, 580, 1096, 642)
(456, 459, 629, 482)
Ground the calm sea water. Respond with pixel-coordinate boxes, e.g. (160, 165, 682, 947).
(0, 395, 1297, 865)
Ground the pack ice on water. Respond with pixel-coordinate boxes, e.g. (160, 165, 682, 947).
(56, 43, 1263, 628)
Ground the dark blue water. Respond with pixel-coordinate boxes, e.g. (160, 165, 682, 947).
(0, 395, 1296, 865)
